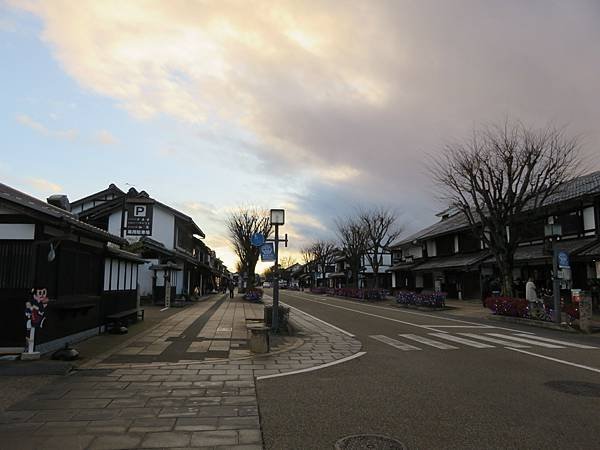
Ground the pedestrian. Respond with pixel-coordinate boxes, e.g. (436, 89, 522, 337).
(525, 276, 538, 313)
(228, 281, 234, 299)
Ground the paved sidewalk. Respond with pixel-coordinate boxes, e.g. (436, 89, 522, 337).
(0, 294, 362, 449)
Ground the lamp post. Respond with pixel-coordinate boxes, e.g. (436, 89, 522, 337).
(545, 222, 562, 324)
(270, 209, 285, 331)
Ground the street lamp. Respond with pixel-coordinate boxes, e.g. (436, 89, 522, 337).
(270, 208, 285, 331)
(544, 221, 562, 324)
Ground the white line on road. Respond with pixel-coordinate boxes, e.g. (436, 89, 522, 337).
(457, 333, 530, 348)
(512, 334, 597, 349)
(399, 334, 458, 349)
(486, 333, 564, 348)
(370, 335, 421, 351)
(428, 333, 495, 348)
(279, 300, 356, 338)
(506, 348, 600, 374)
(256, 351, 367, 380)
(421, 325, 493, 328)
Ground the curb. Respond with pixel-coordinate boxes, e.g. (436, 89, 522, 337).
(394, 304, 451, 312)
(488, 315, 580, 333)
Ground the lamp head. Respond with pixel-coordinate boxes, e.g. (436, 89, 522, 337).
(270, 208, 285, 226)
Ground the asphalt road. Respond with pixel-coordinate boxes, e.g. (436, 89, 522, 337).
(257, 290, 600, 450)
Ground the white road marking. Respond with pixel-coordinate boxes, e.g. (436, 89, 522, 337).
(399, 334, 458, 349)
(283, 291, 534, 334)
(458, 333, 530, 348)
(421, 325, 493, 328)
(486, 333, 564, 348)
(506, 348, 600, 374)
(428, 333, 494, 348)
(278, 300, 355, 338)
(256, 351, 367, 380)
(512, 334, 597, 349)
(370, 335, 421, 351)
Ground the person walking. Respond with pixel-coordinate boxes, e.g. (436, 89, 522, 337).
(228, 281, 235, 299)
(525, 277, 538, 315)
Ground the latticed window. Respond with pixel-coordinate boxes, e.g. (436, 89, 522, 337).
(0, 241, 33, 289)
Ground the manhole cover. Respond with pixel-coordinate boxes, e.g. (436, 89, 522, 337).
(545, 380, 600, 398)
(335, 434, 406, 450)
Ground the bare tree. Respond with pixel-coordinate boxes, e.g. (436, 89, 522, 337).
(359, 207, 403, 288)
(279, 255, 298, 270)
(302, 240, 337, 287)
(226, 207, 272, 288)
(335, 216, 368, 288)
(429, 121, 581, 296)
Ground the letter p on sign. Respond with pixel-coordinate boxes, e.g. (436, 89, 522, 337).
(134, 205, 147, 217)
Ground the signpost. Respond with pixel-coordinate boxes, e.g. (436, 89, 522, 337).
(125, 203, 153, 236)
(260, 242, 276, 262)
(251, 233, 266, 247)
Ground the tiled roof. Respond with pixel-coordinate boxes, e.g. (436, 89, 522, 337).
(413, 251, 489, 271)
(0, 183, 126, 245)
(75, 185, 206, 238)
(388, 261, 422, 271)
(392, 212, 470, 247)
(542, 171, 600, 206)
(392, 171, 600, 247)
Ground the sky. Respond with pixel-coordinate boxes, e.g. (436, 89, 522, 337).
(2, 0, 600, 271)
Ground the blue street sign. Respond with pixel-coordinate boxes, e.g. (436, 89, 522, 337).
(251, 233, 266, 247)
(260, 243, 276, 262)
(557, 250, 570, 269)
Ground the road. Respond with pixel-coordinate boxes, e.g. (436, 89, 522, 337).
(257, 290, 600, 450)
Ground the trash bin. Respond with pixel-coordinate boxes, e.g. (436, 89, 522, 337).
(247, 323, 270, 353)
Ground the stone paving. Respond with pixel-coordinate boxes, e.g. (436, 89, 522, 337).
(0, 294, 362, 449)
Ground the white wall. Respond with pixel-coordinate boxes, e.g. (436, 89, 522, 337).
(152, 205, 175, 249)
(404, 244, 423, 259)
(583, 206, 595, 234)
(0, 223, 35, 240)
(103, 258, 140, 291)
(138, 259, 158, 296)
(426, 240, 436, 257)
(108, 211, 122, 237)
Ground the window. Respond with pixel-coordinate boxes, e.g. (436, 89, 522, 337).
(557, 211, 581, 236)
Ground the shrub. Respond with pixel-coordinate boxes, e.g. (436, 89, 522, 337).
(243, 288, 264, 303)
(309, 287, 388, 301)
(396, 291, 446, 308)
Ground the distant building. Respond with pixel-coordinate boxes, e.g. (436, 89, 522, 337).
(72, 185, 219, 302)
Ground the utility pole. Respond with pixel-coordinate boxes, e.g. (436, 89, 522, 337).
(269, 209, 286, 331)
(272, 222, 280, 330)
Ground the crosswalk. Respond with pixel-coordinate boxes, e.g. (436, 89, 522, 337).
(370, 331, 597, 352)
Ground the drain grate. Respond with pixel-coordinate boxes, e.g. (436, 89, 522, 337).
(335, 434, 406, 450)
(545, 380, 600, 398)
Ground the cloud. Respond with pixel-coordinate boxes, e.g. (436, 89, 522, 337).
(26, 177, 63, 193)
(95, 129, 118, 145)
(11, 0, 600, 256)
(16, 114, 77, 140)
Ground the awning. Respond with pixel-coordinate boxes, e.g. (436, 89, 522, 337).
(482, 237, 598, 264)
(572, 239, 600, 259)
(106, 246, 146, 264)
(327, 272, 346, 278)
(388, 261, 421, 272)
(414, 251, 489, 271)
(149, 262, 182, 271)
